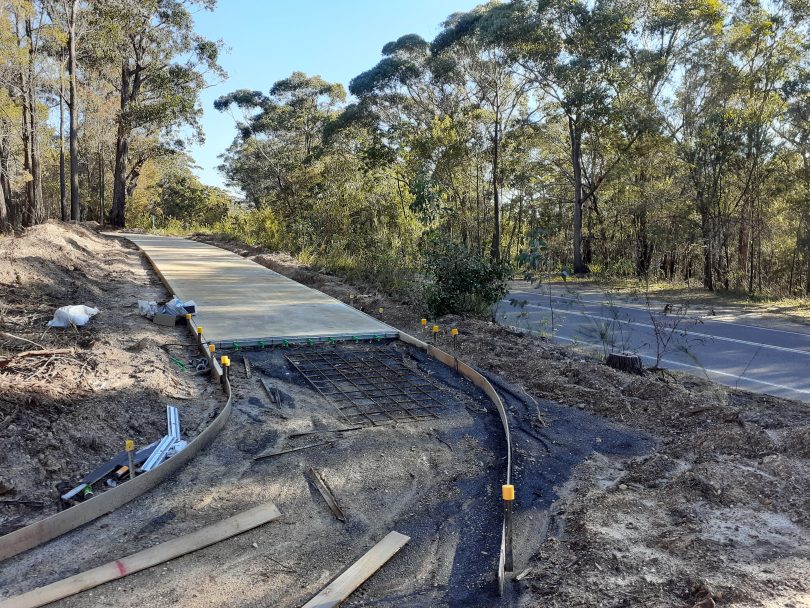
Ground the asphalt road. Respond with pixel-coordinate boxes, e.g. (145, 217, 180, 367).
(497, 284, 810, 403)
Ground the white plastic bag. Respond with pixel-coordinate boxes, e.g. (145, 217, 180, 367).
(137, 300, 159, 319)
(47, 305, 99, 328)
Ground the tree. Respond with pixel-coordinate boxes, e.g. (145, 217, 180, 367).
(66, 0, 78, 220)
(215, 72, 345, 216)
(94, 0, 223, 227)
(431, 3, 530, 260)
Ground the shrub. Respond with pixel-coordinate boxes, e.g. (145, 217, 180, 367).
(421, 235, 512, 316)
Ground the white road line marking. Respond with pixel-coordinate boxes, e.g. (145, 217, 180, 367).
(502, 324, 810, 397)
(508, 290, 810, 338)
(501, 301, 810, 357)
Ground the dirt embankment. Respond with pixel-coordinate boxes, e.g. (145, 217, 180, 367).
(197, 235, 810, 608)
(0, 222, 218, 531)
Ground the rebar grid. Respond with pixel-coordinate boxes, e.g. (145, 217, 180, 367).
(284, 347, 453, 426)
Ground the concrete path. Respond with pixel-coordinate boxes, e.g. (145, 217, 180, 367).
(499, 284, 810, 402)
(120, 234, 397, 347)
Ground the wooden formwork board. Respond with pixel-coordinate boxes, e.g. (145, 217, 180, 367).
(301, 531, 410, 608)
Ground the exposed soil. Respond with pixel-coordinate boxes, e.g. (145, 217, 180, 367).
(193, 235, 810, 608)
(0, 340, 651, 607)
(0, 229, 807, 608)
(0, 222, 218, 532)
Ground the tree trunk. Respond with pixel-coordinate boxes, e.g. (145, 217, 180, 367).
(0, 166, 7, 232)
(20, 67, 34, 227)
(68, 0, 80, 222)
(111, 132, 129, 227)
(0, 130, 12, 228)
(24, 16, 43, 227)
(701, 206, 713, 291)
(59, 58, 67, 221)
(569, 116, 586, 274)
(98, 143, 105, 225)
(111, 62, 131, 228)
(490, 104, 500, 261)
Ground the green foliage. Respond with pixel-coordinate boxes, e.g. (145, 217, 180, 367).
(517, 227, 552, 283)
(421, 235, 512, 316)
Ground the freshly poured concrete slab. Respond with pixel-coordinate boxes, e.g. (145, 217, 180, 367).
(119, 234, 398, 346)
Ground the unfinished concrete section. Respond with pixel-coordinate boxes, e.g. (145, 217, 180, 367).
(120, 234, 398, 347)
(0, 340, 651, 607)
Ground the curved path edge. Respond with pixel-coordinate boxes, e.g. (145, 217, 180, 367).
(398, 331, 514, 595)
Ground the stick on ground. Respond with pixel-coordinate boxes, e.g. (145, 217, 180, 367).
(253, 441, 332, 461)
(0, 502, 281, 608)
(306, 467, 346, 523)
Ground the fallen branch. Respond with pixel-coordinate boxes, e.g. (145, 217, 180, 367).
(0, 500, 45, 508)
(0, 332, 45, 350)
(288, 426, 363, 439)
(0, 348, 74, 368)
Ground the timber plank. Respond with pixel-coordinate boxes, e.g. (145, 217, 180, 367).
(301, 531, 410, 608)
(0, 502, 281, 608)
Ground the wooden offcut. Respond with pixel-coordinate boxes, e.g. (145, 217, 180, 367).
(0, 502, 281, 608)
(301, 531, 410, 608)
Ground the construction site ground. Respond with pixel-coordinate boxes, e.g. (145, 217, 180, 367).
(0, 223, 807, 608)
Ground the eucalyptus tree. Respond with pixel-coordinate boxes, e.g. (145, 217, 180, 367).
(2, 0, 46, 227)
(215, 72, 346, 218)
(92, 0, 223, 227)
(45, 0, 84, 220)
(348, 32, 464, 232)
(481, 0, 634, 273)
(671, 0, 806, 290)
(430, 3, 531, 260)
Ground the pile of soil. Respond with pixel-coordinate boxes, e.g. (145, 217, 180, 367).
(198, 235, 810, 607)
(0, 222, 219, 532)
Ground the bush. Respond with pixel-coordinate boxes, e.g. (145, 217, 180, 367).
(421, 236, 512, 316)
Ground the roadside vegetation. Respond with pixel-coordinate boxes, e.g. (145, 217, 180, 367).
(2, 0, 810, 316)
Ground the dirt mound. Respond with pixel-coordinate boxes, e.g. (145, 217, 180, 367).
(0, 222, 218, 532)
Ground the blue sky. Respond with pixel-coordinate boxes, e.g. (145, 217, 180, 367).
(187, 0, 482, 189)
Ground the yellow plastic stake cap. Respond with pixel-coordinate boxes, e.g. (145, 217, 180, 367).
(378, 307, 384, 314)
(502, 484, 515, 501)
(209, 343, 216, 353)
(421, 318, 427, 326)
(432, 325, 439, 334)
(185, 313, 192, 320)
(125, 439, 134, 452)
(221, 355, 230, 367)
(196, 326, 204, 335)
(451, 328, 459, 336)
